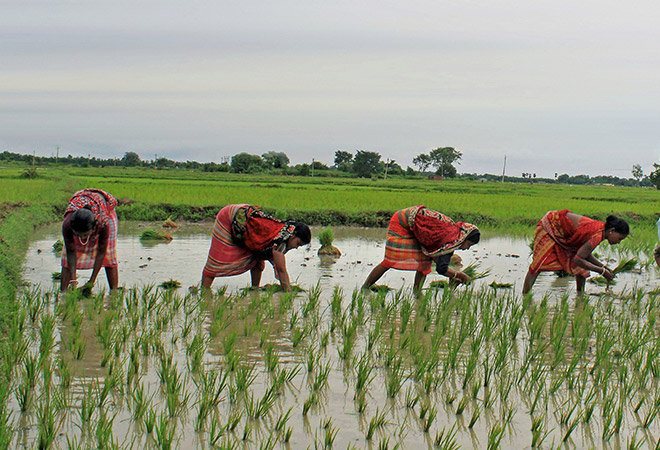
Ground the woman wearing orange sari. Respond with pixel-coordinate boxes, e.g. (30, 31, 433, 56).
(523, 210, 629, 295)
(202, 204, 311, 292)
(363, 205, 480, 291)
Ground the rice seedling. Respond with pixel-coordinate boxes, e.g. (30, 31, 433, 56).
(468, 405, 482, 429)
(159, 278, 182, 290)
(311, 362, 331, 392)
(95, 409, 118, 449)
(144, 407, 157, 434)
(385, 357, 405, 398)
(355, 391, 368, 415)
(52, 239, 63, 253)
(303, 392, 319, 416)
(366, 407, 388, 440)
(323, 417, 339, 447)
(423, 405, 437, 433)
(486, 423, 506, 450)
(488, 281, 513, 289)
(245, 386, 279, 420)
(434, 424, 460, 450)
(455, 396, 469, 415)
(355, 353, 375, 396)
(154, 411, 176, 449)
(139, 229, 173, 242)
(462, 262, 491, 282)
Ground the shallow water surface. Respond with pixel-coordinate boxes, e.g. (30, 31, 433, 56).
(23, 223, 659, 297)
(12, 223, 660, 449)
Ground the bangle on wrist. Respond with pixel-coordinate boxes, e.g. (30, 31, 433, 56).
(600, 267, 605, 275)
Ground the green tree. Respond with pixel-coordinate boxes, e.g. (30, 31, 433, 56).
(412, 153, 432, 173)
(429, 147, 462, 178)
(231, 153, 264, 173)
(334, 150, 354, 172)
(121, 151, 141, 167)
(649, 163, 660, 190)
(352, 150, 381, 178)
(632, 164, 644, 185)
(262, 151, 290, 169)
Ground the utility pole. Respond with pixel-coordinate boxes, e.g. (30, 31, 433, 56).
(384, 158, 390, 180)
(501, 155, 506, 183)
(311, 158, 315, 177)
(32, 150, 36, 166)
(56, 146, 59, 165)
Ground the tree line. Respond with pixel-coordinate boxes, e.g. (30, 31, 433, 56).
(1, 149, 656, 188)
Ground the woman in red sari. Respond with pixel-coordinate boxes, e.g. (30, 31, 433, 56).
(202, 204, 311, 292)
(61, 189, 119, 292)
(363, 205, 480, 291)
(523, 210, 629, 295)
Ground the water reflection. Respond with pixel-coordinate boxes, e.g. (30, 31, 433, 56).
(23, 223, 660, 299)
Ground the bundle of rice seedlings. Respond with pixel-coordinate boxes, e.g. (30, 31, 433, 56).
(317, 227, 341, 256)
(589, 276, 616, 286)
(247, 284, 304, 294)
(52, 240, 63, 253)
(139, 229, 173, 242)
(462, 263, 490, 281)
(489, 281, 513, 289)
(369, 284, 392, 294)
(613, 258, 638, 274)
(162, 218, 178, 228)
(159, 279, 182, 290)
(80, 284, 93, 297)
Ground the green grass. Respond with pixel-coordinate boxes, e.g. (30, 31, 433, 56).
(1, 165, 659, 227)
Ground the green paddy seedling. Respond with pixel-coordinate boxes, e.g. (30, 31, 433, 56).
(365, 407, 388, 440)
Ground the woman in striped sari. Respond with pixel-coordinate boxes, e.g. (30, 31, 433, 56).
(363, 205, 480, 291)
(61, 189, 119, 292)
(202, 204, 311, 292)
(523, 210, 629, 295)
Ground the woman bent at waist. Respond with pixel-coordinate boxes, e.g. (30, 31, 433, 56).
(202, 204, 311, 292)
(363, 205, 480, 291)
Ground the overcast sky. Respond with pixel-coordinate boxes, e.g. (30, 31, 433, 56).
(2, 0, 659, 177)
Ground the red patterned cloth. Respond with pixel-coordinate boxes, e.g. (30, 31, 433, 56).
(380, 205, 478, 273)
(203, 204, 259, 277)
(203, 204, 291, 277)
(381, 207, 433, 274)
(64, 189, 118, 233)
(529, 209, 605, 277)
(62, 209, 118, 269)
(412, 207, 478, 257)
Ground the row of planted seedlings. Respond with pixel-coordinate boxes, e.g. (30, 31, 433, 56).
(4, 269, 660, 448)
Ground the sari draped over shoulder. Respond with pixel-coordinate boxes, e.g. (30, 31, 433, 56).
(64, 188, 117, 233)
(203, 204, 294, 278)
(529, 209, 605, 277)
(62, 189, 118, 269)
(380, 205, 478, 274)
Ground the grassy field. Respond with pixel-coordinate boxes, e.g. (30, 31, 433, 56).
(1, 165, 659, 228)
(3, 165, 660, 448)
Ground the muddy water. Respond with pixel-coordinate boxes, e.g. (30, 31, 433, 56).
(22, 223, 659, 297)
(17, 223, 660, 449)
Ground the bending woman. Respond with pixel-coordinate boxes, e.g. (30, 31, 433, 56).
(363, 205, 480, 291)
(523, 210, 629, 295)
(61, 189, 119, 292)
(202, 204, 311, 292)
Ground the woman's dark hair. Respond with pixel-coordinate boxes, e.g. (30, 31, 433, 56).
(466, 229, 481, 244)
(289, 222, 311, 245)
(605, 215, 629, 235)
(71, 208, 95, 233)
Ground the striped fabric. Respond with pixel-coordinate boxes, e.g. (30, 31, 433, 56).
(529, 210, 605, 277)
(381, 207, 433, 274)
(203, 204, 260, 277)
(61, 209, 118, 269)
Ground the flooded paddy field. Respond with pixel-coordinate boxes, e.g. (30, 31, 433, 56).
(7, 223, 660, 448)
